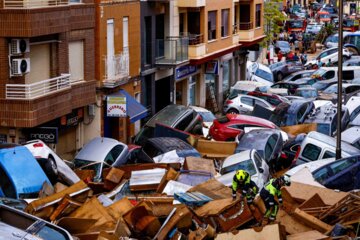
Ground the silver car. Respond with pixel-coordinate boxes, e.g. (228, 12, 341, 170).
(73, 137, 129, 181)
(223, 94, 274, 114)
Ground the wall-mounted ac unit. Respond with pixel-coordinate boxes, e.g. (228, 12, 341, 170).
(11, 58, 30, 76)
(10, 39, 30, 55)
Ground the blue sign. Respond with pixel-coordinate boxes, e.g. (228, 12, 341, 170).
(175, 65, 197, 80)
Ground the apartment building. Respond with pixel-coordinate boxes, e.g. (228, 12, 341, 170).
(94, 0, 146, 144)
(140, 0, 265, 115)
(0, 0, 96, 159)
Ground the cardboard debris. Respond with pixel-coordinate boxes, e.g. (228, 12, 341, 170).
(280, 123, 317, 136)
(105, 197, 134, 220)
(277, 209, 313, 235)
(104, 168, 124, 191)
(188, 178, 232, 200)
(283, 182, 348, 206)
(129, 168, 166, 191)
(286, 230, 329, 240)
(194, 139, 237, 158)
(156, 167, 180, 193)
(57, 217, 97, 234)
(292, 208, 333, 233)
(215, 223, 283, 240)
(183, 156, 216, 176)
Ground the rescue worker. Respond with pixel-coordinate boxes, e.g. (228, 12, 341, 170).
(232, 170, 259, 204)
(260, 175, 291, 221)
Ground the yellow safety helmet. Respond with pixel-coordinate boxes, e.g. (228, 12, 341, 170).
(235, 170, 249, 183)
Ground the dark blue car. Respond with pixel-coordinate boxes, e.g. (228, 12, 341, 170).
(312, 155, 360, 192)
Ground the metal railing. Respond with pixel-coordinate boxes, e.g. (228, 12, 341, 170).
(239, 22, 253, 30)
(103, 52, 129, 86)
(182, 33, 204, 45)
(155, 36, 189, 64)
(233, 24, 239, 34)
(6, 74, 71, 99)
(3, 0, 71, 8)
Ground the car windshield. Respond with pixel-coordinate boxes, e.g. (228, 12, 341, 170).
(73, 159, 106, 181)
(323, 85, 338, 94)
(254, 68, 274, 82)
(146, 105, 188, 127)
(296, 89, 318, 98)
(198, 111, 216, 122)
(289, 21, 303, 28)
(313, 81, 332, 91)
(220, 159, 257, 175)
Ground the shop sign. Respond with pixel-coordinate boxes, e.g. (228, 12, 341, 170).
(0, 134, 7, 143)
(107, 96, 127, 117)
(60, 108, 84, 127)
(175, 65, 197, 80)
(28, 127, 58, 144)
(205, 61, 218, 74)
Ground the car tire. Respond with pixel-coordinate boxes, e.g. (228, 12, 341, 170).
(277, 72, 283, 81)
(227, 109, 239, 114)
(45, 156, 58, 184)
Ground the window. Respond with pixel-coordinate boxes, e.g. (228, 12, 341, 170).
(105, 145, 124, 165)
(241, 97, 254, 106)
(297, 104, 308, 122)
(69, 41, 84, 82)
(313, 167, 331, 184)
(221, 9, 230, 37)
(222, 61, 230, 97)
(255, 99, 269, 108)
(323, 150, 335, 159)
(144, 16, 152, 64)
(256, 4, 261, 28)
(323, 71, 335, 79)
(343, 71, 354, 80)
(208, 11, 217, 41)
(220, 159, 256, 175)
(302, 143, 321, 161)
(329, 158, 357, 175)
(265, 135, 278, 161)
(176, 113, 194, 131)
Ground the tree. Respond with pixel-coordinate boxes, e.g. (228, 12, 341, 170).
(263, 0, 287, 48)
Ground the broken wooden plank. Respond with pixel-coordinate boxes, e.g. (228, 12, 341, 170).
(156, 167, 180, 193)
(286, 230, 329, 240)
(293, 208, 333, 233)
(183, 156, 216, 176)
(277, 209, 313, 235)
(188, 178, 232, 200)
(57, 217, 97, 234)
(194, 139, 236, 159)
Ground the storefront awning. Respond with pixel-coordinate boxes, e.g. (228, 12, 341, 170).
(119, 90, 148, 123)
(107, 90, 148, 123)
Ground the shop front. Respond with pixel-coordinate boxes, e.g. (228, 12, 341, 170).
(175, 65, 201, 106)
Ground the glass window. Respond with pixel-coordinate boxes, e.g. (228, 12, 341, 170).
(241, 97, 254, 106)
(221, 9, 230, 37)
(220, 159, 256, 175)
(208, 11, 217, 41)
(105, 145, 124, 165)
(175, 113, 193, 131)
(313, 167, 331, 184)
(323, 71, 335, 79)
(297, 104, 308, 122)
(256, 4, 261, 27)
(254, 151, 263, 169)
(188, 76, 197, 106)
(255, 99, 269, 108)
(329, 157, 356, 175)
(222, 61, 230, 95)
(0, 166, 16, 198)
(323, 150, 335, 159)
(302, 143, 321, 161)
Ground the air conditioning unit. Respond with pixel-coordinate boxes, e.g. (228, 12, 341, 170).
(11, 58, 30, 76)
(10, 39, 30, 55)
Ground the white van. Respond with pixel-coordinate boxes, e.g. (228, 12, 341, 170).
(246, 61, 274, 86)
(295, 131, 360, 165)
(311, 66, 360, 82)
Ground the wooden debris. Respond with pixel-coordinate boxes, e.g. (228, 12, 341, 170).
(104, 168, 125, 191)
(286, 230, 329, 240)
(277, 209, 313, 235)
(194, 139, 237, 159)
(215, 223, 283, 240)
(183, 156, 216, 176)
(293, 208, 333, 233)
(156, 167, 179, 193)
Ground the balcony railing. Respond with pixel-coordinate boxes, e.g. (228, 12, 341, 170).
(103, 51, 129, 88)
(239, 22, 253, 30)
(6, 74, 71, 99)
(233, 24, 239, 34)
(181, 33, 204, 46)
(3, 0, 71, 8)
(155, 36, 189, 65)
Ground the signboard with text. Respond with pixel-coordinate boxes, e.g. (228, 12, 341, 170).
(27, 127, 58, 144)
(175, 65, 197, 80)
(107, 96, 127, 117)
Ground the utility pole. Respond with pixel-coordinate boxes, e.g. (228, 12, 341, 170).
(336, 0, 343, 160)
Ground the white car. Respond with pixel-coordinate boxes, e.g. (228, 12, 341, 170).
(305, 47, 352, 67)
(246, 61, 274, 86)
(24, 140, 80, 185)
(189, 106, 216, 137)
(223, 94, 274, 114)
(216, 149, 270, 189)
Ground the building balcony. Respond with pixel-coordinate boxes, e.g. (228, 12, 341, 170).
(238, 22, 264, 42)
(177, 0, 205, 7)
(232, 24, 240, 44)
(155, 36, 189, 66)
(103, 52, 130, 88)
(1, 74, 96, 127)
(2, 0, 69, 9)
(186, 33, 206, 59)
(6, 74, 72, 99)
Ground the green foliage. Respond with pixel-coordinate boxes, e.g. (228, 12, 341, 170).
(262, 0, 287, 48)
(315, 24, 336, 43)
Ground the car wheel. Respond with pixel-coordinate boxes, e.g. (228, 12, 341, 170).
(227, 109, 239, 114)
(45, 156, 58, 183)
(277, 72, 283, 81)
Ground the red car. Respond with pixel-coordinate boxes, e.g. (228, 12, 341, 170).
(209, 114, 278, 141)
(247, 91, 289, 107)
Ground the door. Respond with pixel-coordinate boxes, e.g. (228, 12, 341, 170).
(107, 19, 115, 79)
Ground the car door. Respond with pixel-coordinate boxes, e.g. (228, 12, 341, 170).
(240, 96, 255, 112)
(253, 150, 269, 188)
(321, 158, 357, 191)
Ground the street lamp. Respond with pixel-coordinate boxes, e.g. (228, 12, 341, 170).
(336, 0, 343, 160)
